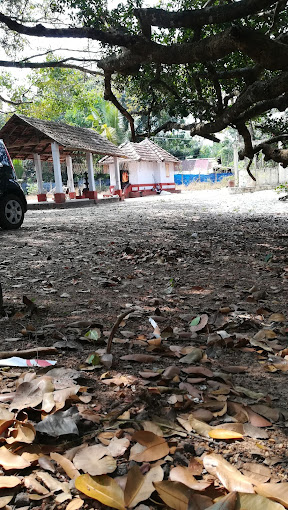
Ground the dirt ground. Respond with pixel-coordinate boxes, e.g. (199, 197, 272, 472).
(0, 188, 288, 507)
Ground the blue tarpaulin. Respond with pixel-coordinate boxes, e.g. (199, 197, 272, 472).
(174, 172, 232, 185)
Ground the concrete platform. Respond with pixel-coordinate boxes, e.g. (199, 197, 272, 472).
(27, 196, 120, 210)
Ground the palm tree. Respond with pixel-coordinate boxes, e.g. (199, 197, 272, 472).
(87, 98, 127, 144)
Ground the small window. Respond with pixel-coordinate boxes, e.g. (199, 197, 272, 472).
(165, 163, 170, 178)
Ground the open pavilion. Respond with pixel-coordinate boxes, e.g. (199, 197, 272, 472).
(0, 114, 125, 203)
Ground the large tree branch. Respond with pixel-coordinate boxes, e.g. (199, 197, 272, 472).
(134, 0, 278, 29)
(103, 72, 136, 141)
(238, 92, 288, 123)
(0, 12, 140, 47)
(99, 27, 288, 73)
(0, 58, 103, 76)
(262, 144, 288, 167)
(189, 71, 288, 138)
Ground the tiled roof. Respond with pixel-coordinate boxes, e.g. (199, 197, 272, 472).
(99, 138, 179, 164)
(0, 114, 126, 161)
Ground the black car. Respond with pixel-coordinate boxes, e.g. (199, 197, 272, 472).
(0, 140, 27, 229)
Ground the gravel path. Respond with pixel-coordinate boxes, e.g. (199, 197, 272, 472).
(24, 189, 287, 229)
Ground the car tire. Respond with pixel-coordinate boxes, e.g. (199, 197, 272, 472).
(0, 194, 25, 230)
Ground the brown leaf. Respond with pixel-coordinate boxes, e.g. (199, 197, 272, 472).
(24, 474, 49, 494)
(0, 446, 31, 470)
(120, 354, 159, 362)
(190, 314, 208, 332)
(250, 405, 279, 423)
(241, 463, 271, 484)
(222, 366, 247, 374)
(154, 480, 191, 510)
(205, 492, 237, 510)
(268, 313, 286, 322)
(6, 421, 36, 444)
(177, 415, 212, 438)
(255, 483, 288, 507)
(130, 431, 169, 462)
(66, 499, 84, 510)
(188, 493, 213, 510)
(236, 493, 285, 510)
(124, 464, 163, 508)
(191, 409, 214, 423)
(10, 376, 54, 411)
(245, 407, 272, 427)
(74, 445, 116, 476)
(50, 452, 80, 479)
(203, 453, 254, 493)
(0, 475, 21, 488)
(107, 437, 130, 457)
(181, 367, 213, 378)
(169, 466, 211, 491)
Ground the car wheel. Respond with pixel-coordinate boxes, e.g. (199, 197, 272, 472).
(0, 194, 25, 230)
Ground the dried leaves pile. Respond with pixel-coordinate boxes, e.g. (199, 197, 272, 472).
(0, 301, 288, 510)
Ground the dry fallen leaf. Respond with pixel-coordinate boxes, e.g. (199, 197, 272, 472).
(208, 429, 243, 440)
(130, 431, 169, 462)
(107, 437, 130, 457)
(241, 463, 271, 484)
(0, 475, 21, 488)
(124, 464, 163, 508)
(203, 453, 254, 493)
(74, 445, 116, 476)
(206, 491, 237, 510)
(255, 483, 288, 507)
(50, 452, 80, 479)
(75, 474, 125, 510)
(236, 492, 285, 510)
(154, 480, 191, 510)
(0, 445, 31, 470)
(66, 498, 84, 510)
(177, 415, 212, 438)
(169, 466, 210, 491)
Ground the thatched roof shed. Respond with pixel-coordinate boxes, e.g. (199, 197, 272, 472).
(0, 114, 125, 161)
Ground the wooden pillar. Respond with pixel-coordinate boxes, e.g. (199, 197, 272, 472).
(85, 152, 97, 199)
(66, 155, 76, 199)
(33, 153, 47, 202)
(51, 142, 65, 203)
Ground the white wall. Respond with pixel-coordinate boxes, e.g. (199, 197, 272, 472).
(239, 166, 288, 188)
(108, 159, 176, 189)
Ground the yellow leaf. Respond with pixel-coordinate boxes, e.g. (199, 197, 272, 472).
(124, 464, 163, 508)
(75, 474, 125, 510)
(154, 480, 190, 510)
(203, 453, 254, 493)
(50, 452, 80, 480)
(256, 483, 288, 507)
(208, 429, 243, 440)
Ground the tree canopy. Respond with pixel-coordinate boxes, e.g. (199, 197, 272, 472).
(0, 0, 288, 167)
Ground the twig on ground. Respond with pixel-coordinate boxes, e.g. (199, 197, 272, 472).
(0, 347, 57, 359)
(106, 308, 136, 354)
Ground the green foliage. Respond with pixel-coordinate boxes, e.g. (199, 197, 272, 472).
(12, 159, 25, 179)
